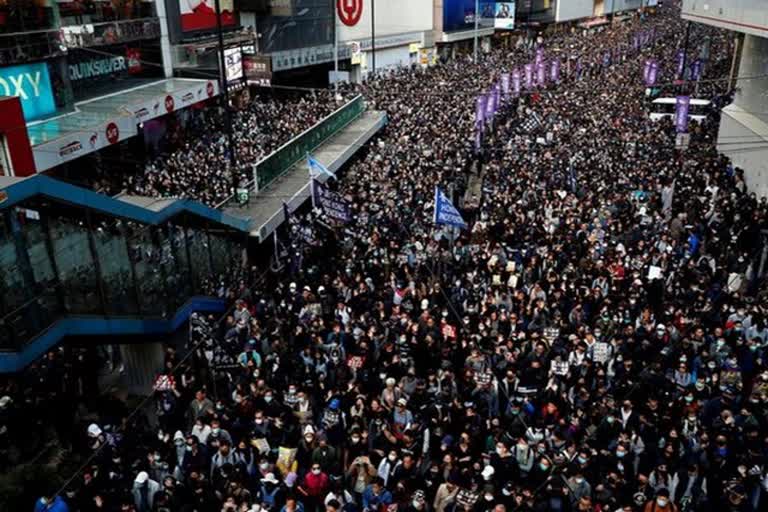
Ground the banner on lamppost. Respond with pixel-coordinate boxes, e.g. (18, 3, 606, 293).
(675, 96, 690, 134)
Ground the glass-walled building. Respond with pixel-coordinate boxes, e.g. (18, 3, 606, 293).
(0, 190, 247, 351)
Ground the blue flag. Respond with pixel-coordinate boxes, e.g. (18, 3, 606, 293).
(307, 153, 335, 180)
(433, 187, 467, 229)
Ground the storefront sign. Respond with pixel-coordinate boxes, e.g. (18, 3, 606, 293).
(130, 80, 220, 123)
(69, 55, 128, 81)
(243, 55, 272, 86)
(33, 114, 137, 171)
(0, 62, 56, 122)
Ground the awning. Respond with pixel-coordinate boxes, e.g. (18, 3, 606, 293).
(28, 78, 220, 172)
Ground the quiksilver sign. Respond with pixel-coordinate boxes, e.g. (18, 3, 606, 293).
(69, 56, 127, 81)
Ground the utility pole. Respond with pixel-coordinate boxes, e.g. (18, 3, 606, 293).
(473, 0, 479, 63)
(214, 0, 238, 191)
(679, 21, 691, 81)
(370, 0, 376, 77)
(333, 4, 339, 97)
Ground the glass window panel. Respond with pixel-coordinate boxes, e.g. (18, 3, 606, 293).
(126, 223, 168, 317)
(46, 206, 101, 314)
(157, 223, 192, 312)
(187, 224, 212, 295)
(92, 217, 139, 315)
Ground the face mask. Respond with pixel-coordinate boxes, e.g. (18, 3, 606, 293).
(575, 477, 584, 484)
(616, 450, 626, 458)
(607, 417, 615, 424)
(264, 396, 273, 403)
(186, 445, 193, 452)
(388, 454, 397, 462)
(351, 437, 360, 444)
(175, 440, 184, 447)
(260, 462, 269, 470)
(717, 447, 728, 457)
(484, 494, 494, 502)
(685, 396, 694, 403)
(657, 498, 668, 507)
(540, 463, 550, 471)
(312, 469, 321, 475)
(412, 500, 422, 509)
(212, 428, 220, 434)
(502, 488, 512, 496)
(255, 419, 264, 425)
(577, 456, 587, 464)
(496, 448, 504, 456)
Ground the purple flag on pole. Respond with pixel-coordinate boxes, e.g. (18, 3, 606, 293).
(493, 84, 501, 111)
(675, 96, 690, 133)
(512, 68, 522, 96)
(476, 95, 487, 126)
(676, 50, 685, 77)
(691, 59, 702, 81)
(486, 91, 496, 119)
(535, 47, 544, 66)
(501, 73, 511, 96)
(536, 60, 546, 86)
(648, 60, 659, 86)
(643, 59, 652, 84)
(550, 59, 560, 83)
(525, 63, 534, 89)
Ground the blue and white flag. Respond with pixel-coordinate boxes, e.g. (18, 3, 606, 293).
(307, 153, 335, 180)
(433, 187, 467, 229)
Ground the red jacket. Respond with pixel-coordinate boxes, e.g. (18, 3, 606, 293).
(302, 471, 329, 497)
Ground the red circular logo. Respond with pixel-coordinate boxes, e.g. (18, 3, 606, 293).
(337, 0, 363, 27)
(165, 95, 175, 113)
(105, 122, 119, 144)
(206, 82, 215, 97)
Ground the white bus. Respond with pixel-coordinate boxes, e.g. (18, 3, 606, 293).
(649, 97, 711, 123)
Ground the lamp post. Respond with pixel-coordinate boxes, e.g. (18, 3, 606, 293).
(213, 0, 238, 191)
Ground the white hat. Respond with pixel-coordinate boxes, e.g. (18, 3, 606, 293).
(134, 471, 149, 484)
(0, 396, 11, 408)
(304, 425, 315, 436)
(481, 465, 495, 479)
(421, 299, 429, 310)
(261, 473, 279, 484)
(87, 423, 102, 437)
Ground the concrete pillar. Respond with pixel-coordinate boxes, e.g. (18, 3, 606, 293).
(154, 0, 175, 78)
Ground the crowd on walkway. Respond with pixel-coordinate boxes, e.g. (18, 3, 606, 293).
(122, 91, 348, 206)
(2, 3, 768, 512)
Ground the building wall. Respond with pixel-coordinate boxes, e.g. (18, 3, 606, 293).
(611, 0, 643, 12)
(682, 0, 768, 38)
(338, 0, 434, 43)
(734, 34, 768, 127)
(556, 0, 593, 22)
(716, 34, 768, 198)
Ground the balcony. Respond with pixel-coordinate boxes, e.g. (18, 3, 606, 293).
(0, 29, 66, 65)
(61, 17, 161, 49)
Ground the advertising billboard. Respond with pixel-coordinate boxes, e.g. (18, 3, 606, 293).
(224, 47, 243, 82)
(180, 0, 237, 33)
(443, 0, 497, 33)
(337, 0, 433, 42)
(0, 62, 56, 122)
(67, 45, 163, 101)
(494, 2, 516, 29)
(257, 0, 334, 53)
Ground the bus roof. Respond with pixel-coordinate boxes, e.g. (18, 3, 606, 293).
(652, 97, 710, 106)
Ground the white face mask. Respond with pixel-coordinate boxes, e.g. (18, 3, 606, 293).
(657, 498, 668, 507)
(388, 454, 397, 462)
(412, 500, 422, 509)
(312, 469, 321, 475)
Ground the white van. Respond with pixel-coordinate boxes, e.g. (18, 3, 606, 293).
(649, 97, 710, 123)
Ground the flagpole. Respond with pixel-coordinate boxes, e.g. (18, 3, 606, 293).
(334, 5, 339, 98)
(473, 0, 479, 63)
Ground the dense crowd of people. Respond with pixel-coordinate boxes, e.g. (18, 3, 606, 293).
(123, 91, 348, 206)
(2, 3, 768, 512)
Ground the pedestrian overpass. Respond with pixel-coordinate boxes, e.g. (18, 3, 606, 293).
(0, 97, 386, 373)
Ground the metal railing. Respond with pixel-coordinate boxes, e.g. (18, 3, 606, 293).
(61, 17, 161, 49)
(216, 94, 366, 210)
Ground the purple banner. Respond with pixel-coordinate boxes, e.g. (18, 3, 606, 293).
(535, 47, 544, 67)
(486, 91, 496, 119)
(525, 63, 534, 89)
(493, 84, 501, 110)
(676, 50, 686, 77)
(648, 60, 659, 86)
(675, 96, 691, 133)
(691, 59, 702, 81)
(474, 124, 482, 153)
(550, 59, 560, 83)
(643, 59, 652, 84)
(501, 73, 511, 96)
(512, 68, 522, 96)
(476, 95, 487, 126)
(536, 60, 546, 86)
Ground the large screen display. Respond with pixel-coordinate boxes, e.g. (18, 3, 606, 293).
(180, 0, 237, 32)
(443, 0, 498, 32)
(0, 62, 56, 122)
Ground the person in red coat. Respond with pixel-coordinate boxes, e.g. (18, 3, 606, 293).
(298, 463, 330, 512)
